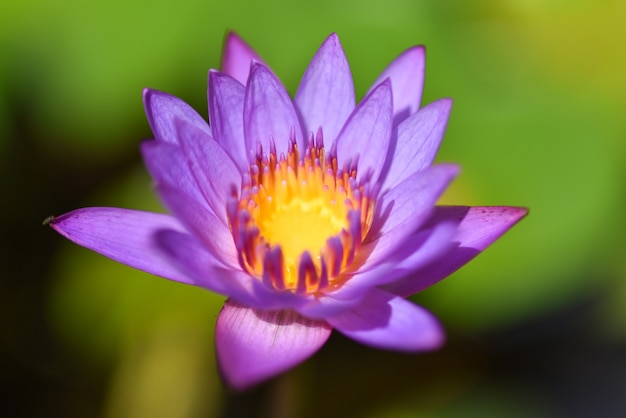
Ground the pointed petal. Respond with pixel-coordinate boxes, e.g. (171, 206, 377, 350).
(175, 119, 241, 225)
(143, 89, 210, 145)
(384, 206, 528, 297)
(335, 80, 393, 182)
(380, 98, 452, 192)
(49, 207, 194, 284)
(326, 288, 444, 351)
(244, 63, 303, 153)
(141, 140, 210, 210)
(366, 164, 460, 247)
(369, 46, 425, 125)
(216, 301, 332, 390)
(154, 185, 238, 268)
(208, 70, 249, 170)
(294, 33, 355, 147)
(220, 31, 265, 85)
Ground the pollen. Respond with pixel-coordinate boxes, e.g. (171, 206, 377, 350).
(229, 130, 375, 295)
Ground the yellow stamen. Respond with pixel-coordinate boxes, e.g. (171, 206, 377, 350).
(231, 138, 374, 294)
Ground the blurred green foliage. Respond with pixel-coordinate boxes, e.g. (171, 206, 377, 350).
(2, 0, 625, 417)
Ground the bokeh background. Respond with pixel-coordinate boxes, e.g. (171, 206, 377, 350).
(2, 0, 625, 417)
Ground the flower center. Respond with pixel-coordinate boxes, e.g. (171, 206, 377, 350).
(229, 133, 375, 295)
(258, 196, 345, 272)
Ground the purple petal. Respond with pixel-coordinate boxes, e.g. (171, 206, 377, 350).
(368, 46, 425, 125)
(216, 300, 332, 390)
(244, 63, 304, 154)
(174, 119, 241, 225)
(49, 207, 193, 284)
(328, 220, 458, 302)
(208, 70, 249, 170)
(326, 288, 444, 351)
(296, 220, 458, 319)
(220, 32, 265, 86)
(335, 80, 393, 183)
(294, 33, 355, 147)
(141, 141, 210, 210)
(366, 164, 460, 247)
(154, 184, 239, 268)
(143, 89, 211, 145)
(357, 213, 457, 271)
(380, 98, 452, 192)
(154, 228, 245, 292)
(384, 206, 528, 297)
(155, 229, 304, 309)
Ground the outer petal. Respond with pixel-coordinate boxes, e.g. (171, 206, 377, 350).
(326, 288, 443, 351)
(380, 98, 452, 192)
(143, 89, 211, 145)
(294, 33, 355, 147)
(366, 164, 460, 247)
(220, 31, 266, 85)
(49, 207, 193, 284)
(383, 206, 528, 297)
(154, 228, 248, 293)
(216, 300, 332, 390)
(335, 79, 393, 183)
(155, 229, 305, 309)
(141, 141, 210, 210)
(368, 46, 425, 125)
(175, 119, 241, 225)
(208, 70, 248, 170)
(244, 63, 304, 154)
(142, 138, 235, 229)
(153, 185, 239, 268)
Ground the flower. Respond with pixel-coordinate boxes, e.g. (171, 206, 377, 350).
(50, 32, 527, 389)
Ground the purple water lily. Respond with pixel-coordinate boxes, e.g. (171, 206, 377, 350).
(50, 32, 527, 389)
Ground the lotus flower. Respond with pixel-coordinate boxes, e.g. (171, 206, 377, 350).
(50, 32, 527, 389)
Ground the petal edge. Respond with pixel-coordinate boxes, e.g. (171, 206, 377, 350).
(49, 207, 193, 284)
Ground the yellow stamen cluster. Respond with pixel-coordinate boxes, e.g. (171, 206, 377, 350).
(230, 139, 375, 294)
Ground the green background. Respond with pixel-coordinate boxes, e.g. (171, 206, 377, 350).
(2, 0, 625, 417)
